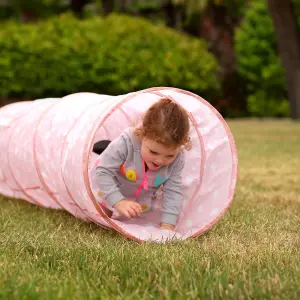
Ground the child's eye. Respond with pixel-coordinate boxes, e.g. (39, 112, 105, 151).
(167, 155, 175, 158)
(150, 150, 158, 155)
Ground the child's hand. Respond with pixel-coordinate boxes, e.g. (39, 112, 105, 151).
(114, 200, 142, 218)
(160, 223, 175, 231)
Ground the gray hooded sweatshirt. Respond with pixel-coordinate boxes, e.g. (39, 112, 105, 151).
(95, 127, 185, 226)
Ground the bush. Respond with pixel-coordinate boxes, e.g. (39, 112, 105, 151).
(0, 13, 220, 100)
(247, 91, 290, 117)
(235, 0, 290, 117)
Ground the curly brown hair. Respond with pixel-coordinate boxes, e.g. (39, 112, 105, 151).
(135, 98, 192, 150)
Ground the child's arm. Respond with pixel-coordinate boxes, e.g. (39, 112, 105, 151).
(95, 134, 142, 218)
(160, 153, 185, 230)
(95, 135, 128, 209)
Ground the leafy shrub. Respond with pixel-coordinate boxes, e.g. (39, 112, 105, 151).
(235, 0, 290, 117)
(0, 13, 220, 100)
(247, 91, 289, 117)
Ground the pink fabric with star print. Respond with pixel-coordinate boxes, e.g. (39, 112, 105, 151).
(0, 87, 238, 243)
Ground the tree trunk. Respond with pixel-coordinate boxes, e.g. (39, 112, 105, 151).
(199, 2, 247, 116)
(102, 0, 115, 16)
(268, 0, 300, 119)
(70, 0, 89, 16)
(164, 2, 183, 30)
(119, 0, 133, 13)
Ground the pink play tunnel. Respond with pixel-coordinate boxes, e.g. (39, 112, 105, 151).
(0, 87, 238, 242)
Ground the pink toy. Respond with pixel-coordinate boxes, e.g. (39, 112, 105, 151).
(0, 87, 238, 242)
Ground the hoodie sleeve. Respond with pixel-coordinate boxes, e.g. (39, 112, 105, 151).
(95, 134, 128, 208)
(160, 152, 186, 226)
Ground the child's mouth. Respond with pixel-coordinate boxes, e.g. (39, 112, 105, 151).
(152, 163, 160, 168)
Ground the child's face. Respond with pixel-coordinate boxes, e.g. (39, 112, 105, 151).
(141, 138, 180, 170)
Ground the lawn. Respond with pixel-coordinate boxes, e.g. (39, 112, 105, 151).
(1, 120, 300, 299)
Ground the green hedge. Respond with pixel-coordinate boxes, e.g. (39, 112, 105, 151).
(235, 0, 291, 117)
(0, 13, 220, 100)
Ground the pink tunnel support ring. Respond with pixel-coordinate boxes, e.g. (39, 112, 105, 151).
(0, 87, 238, 243)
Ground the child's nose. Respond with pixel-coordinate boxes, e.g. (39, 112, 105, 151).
(156, 158, 163, 165)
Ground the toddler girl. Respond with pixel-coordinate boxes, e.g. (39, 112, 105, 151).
(95, 98, 191, 231)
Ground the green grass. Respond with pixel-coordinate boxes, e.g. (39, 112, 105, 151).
(1, 120, 300, 299)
